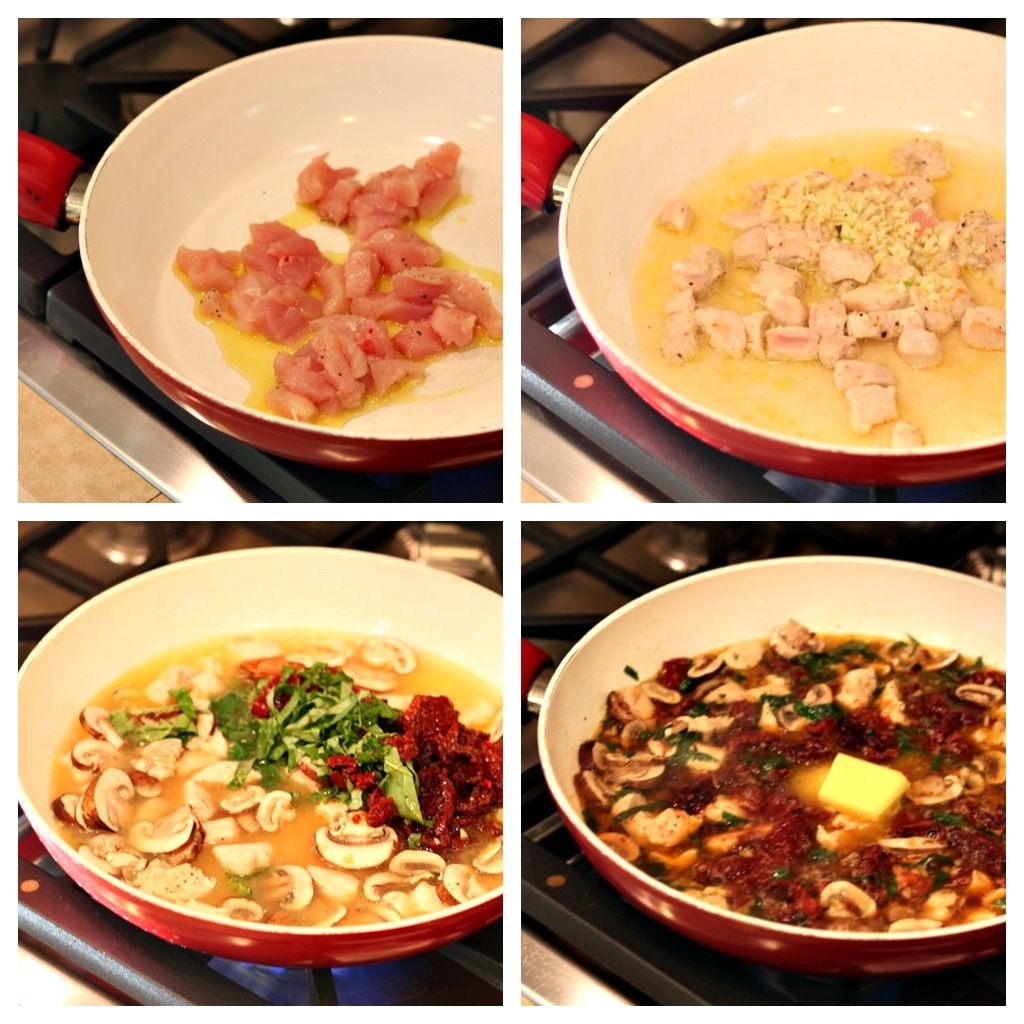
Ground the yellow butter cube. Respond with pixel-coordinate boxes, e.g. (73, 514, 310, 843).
(816, 752, 909, 821)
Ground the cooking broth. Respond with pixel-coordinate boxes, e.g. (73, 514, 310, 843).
(51, 629, 502, 928)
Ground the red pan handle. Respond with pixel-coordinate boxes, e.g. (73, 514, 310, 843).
(521, 111, 578, 213)
(18, 130, 84, 229)
(521, 637, 553, 699)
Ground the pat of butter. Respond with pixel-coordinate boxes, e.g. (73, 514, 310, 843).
(816, 752, 909, 821)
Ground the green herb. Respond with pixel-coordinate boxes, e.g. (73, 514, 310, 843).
(807, 847, 836, 862)
(895, 726, 925, 754)
(225, 873, 253, 897)
(794, 699, 846, 722)
(614, 800, 669, 823)
(771, 865, 791, 880)
(209, 662, 426, 826)
(792, 642, 879, 681)
(666, 734, 716, 766)
(930, 810, 971, 827)
(719, 811, 750, 829)
(623, 665, 639, 680)
(109, 690, 200, 745)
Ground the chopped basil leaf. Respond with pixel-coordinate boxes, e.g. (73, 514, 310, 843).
(623, 665, 639, 680)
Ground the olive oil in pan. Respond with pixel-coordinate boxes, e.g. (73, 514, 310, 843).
(631, 130, 1005, 449)
(176, 202, 502, 428)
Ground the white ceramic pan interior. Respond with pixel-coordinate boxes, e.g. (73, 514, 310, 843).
(82, 36, 502, 450)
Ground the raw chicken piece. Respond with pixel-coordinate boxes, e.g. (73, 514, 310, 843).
(765, 326, 818, 361)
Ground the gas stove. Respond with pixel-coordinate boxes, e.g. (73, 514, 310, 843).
(18, 520, 503, 1006)
(520, 520, 1005, 1005)
(18, 19, 502, 502)
(520, 18, 1007, 503)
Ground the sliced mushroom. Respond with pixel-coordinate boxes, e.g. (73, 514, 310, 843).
(803, 683, 834, 706)
(390, 849, 446, 876)
(83, 832, 148, 875)
(262, 865, 315, 911)
(880, 640, 958, 672)
(819, 880, 878, 919)
(437, 863, 487, 906)
(686, 653, 724, 680)
(607, 685, 656, 725)
(775, 704, 808, 732)
(77, 768, 135, 832)
(128, 806, 204, 863)
(52, 794, 81, 826)
(70, 738, 119, 773)
(472, 838, 503, 875)
(314, 814, 397, 870)
(343, 664, 398, 692)
(662, 714, 735, 741)
(604, 753, 666, 789)
(640, 679, 683, 705)
(770, 619, 825, 658)
(878, 836, 947, 853)
(363, 870, 431, 904)
(620, 719, 649, 745)
(973, 750, 1006, 785)
(255, 790, 296, 832)
(576, 769, 616, 810)
(357, 636, 417, 674)
(219, 898, 265, 922)
(907, 773, 963, 805)
(721, 640, 764, 671)
(79, 706, 125, 748)
(954, 682, 1004, 708)
(220, 784, 266, 814)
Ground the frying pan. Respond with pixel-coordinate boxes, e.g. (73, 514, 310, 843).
(19, 36, 502, 473)
(532, 555, 1005, 977)
(18, 547, 503, 967)
(521, 22, 1005, 486)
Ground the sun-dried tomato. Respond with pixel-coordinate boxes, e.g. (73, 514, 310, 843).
(365, 789, 397, 828)
(658, 657, 691, 689)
